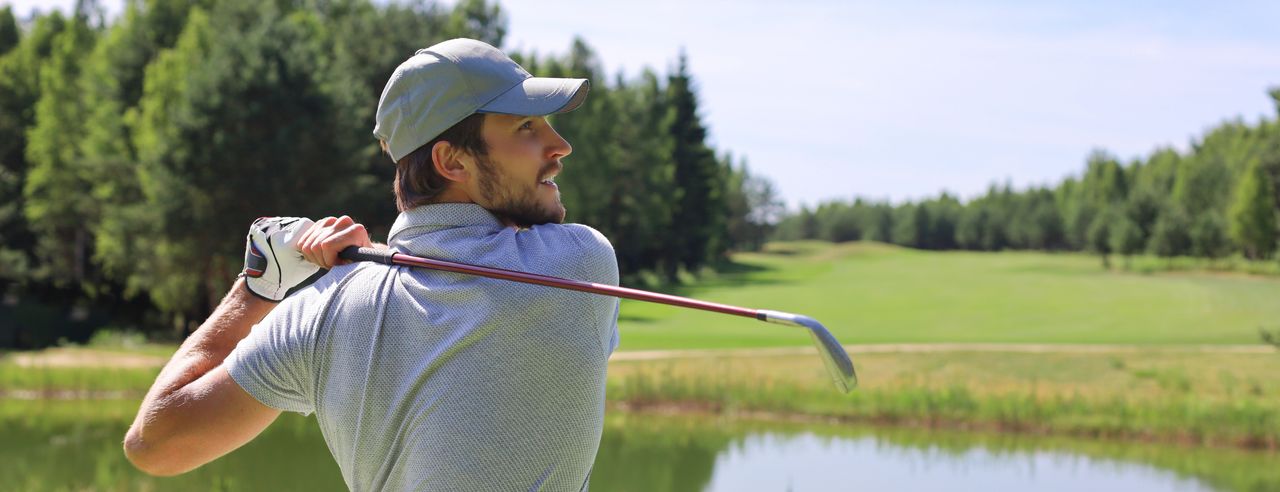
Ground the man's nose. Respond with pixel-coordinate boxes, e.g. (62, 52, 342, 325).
(545, 125, 572, 160)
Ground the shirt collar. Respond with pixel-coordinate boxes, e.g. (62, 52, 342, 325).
(387, 203, 505, 243)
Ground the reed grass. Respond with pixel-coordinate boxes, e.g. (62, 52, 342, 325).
(606, 350, 1280, 449)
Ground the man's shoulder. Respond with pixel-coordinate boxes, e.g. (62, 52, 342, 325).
(523, 223, 618, 284)
(523, 222, 614, 254)
(561, 223, 615, 252)
(279, 262, 388, 313)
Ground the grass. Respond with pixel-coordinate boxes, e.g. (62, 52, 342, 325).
(12, 347, 1274, 449)
(1123, 253, 1280, 277)
(0, 362, 158, 396)
(3, 241, 1278, 450)
(617, 241, 1280, 350)
(606, 348, 1280, 449)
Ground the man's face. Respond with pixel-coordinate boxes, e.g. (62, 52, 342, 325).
(466, 114, 571, 228)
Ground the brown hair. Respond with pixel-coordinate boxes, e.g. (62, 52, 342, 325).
(390, 113, 488, 212)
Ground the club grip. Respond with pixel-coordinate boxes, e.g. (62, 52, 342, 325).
(339, 246, 396, 265)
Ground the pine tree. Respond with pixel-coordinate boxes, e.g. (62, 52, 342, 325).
(0, 13, 71, 282)
(664, 52, 722, 276)
(125, 1, 366, 315)
(1228, 159, 1277, 260)
(612, 70, 677, 276)
(1087, 210, 1114, 268)
(1109, 214, 1143, 267)
(1148, 207, 1192, 259)
(22, 13, 97, 287)
(0, 6, 18, 56)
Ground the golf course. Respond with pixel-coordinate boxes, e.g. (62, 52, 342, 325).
(618, 241, 1279, 348)
(2, 241, 1278, 490)
(606, 242, 1279, 447)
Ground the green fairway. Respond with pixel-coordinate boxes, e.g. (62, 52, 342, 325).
(618, 241, 1280, 350)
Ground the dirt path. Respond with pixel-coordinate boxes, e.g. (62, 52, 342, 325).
(609, 343, 1276, 361)
(5, 348, 169, 368)
(4, 343, 1272, 368)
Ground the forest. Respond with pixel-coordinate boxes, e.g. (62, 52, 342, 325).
(0, 0, 781, 342)
(775, 94, 1280, 268)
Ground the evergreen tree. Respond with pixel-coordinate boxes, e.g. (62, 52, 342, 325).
(1087, 210, 1114, 268)
(1228, 159, 1277, 259)
(890, 203, 919, 247)
(0, 6, 17, 56)
(1149, 207, 1192, 258)
(0, 13, 71, 283)
(609, 70, 678, 275)
(1109, 214, 1144, 267)
(665, 52, 722, 275)
(124, 1, 365, 315)
(444, 0, 505, 46)
(22, 13, 97, 287)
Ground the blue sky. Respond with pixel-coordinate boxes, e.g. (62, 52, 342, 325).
(9, 0, 1280, 210)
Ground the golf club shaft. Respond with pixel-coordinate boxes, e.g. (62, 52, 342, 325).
(338, 245, 857, 392)
(338, 246, 761, 319)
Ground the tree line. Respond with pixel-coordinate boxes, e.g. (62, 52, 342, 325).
(0, 0, 782, 344)
(776, 94, 1280, 267)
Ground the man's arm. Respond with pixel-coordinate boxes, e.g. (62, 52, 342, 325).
(123, 215, 372, 476)
(123, 279, 281, 476)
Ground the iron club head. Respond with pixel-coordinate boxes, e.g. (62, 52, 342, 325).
(757, 310, 857, 393)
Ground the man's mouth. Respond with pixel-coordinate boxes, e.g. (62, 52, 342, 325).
(539, 164, 562, 189)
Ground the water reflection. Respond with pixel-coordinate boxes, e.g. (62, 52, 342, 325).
(591, 413, 1276, 492)
(704, 434, 1213, 491)
(0, 401, 1274, 491)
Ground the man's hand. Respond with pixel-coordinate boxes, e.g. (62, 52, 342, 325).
(295, 215, 373, 269)
(242, 216, 375, 301)
(241, 217, 322, 301)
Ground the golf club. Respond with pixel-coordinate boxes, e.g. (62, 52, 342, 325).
(338, 246, 857, 392)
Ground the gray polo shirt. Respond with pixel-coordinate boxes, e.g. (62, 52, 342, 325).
(226, 203, 621, 491)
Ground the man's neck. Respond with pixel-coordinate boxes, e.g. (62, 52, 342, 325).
(426, 195, 519, 230)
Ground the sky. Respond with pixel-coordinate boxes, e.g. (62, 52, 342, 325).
(7, 0, 1280, 210)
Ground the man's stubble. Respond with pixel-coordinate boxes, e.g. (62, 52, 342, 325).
(473, 154, 566, 229)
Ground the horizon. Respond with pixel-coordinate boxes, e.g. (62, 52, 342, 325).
(6, 0, 1279, 210)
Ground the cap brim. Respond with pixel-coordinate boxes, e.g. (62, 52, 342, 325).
(478, 77, 590, 116)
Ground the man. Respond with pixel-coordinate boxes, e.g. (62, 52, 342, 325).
(124, 38, 621, 491)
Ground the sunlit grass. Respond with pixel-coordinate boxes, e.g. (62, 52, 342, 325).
(618, 241, 1280, 349)
(4, 242, 1277, 451)
(606, 349, 1280, 449)
(3, 345, 1276, 448)
(0, 363, 157, 396)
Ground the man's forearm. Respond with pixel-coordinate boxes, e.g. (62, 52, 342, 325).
(126, 279, 275, 451)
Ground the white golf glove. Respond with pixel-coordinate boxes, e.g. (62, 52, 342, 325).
(241, 217, 320, 301)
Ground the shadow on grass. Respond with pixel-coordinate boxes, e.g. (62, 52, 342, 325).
(710, 258, 770, 276)
(682, 258, 788, 294)
(619, 256, 787, 299)
(618, 313, 658, 324)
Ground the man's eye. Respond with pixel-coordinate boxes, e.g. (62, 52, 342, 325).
(520, 121, 534, 131)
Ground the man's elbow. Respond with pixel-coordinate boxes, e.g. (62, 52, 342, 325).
(123, 427, 190, 477)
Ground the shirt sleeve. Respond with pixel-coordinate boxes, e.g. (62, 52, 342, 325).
(224, 286, 322, 415)
(607, 297, 621, 354)
(519, 222, 623, 355)
(566, 224, 622, 355)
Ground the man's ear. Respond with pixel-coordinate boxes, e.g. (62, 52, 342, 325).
(431, 141, 470, 184)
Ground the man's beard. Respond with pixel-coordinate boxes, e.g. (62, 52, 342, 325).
(474, 154, 566, 228)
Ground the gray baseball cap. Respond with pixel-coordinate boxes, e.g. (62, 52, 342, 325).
(374, 38, 590, 162)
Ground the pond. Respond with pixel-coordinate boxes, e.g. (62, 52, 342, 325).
(0, 400, 1274, 491)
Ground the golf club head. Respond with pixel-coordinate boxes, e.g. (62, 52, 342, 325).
(757, 310, 857, 393)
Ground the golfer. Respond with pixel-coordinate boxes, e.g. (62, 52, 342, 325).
(124, 38, 621, 491)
